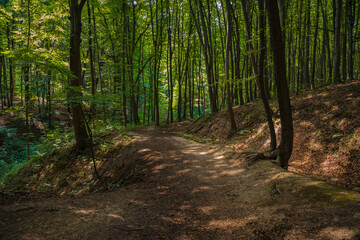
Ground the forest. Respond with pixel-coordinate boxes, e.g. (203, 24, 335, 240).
(1, 0, 360, 239)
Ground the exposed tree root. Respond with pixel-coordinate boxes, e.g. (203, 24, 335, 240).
(188, 124, 204, 134)
(201, 122, 214, 136)
(242, 150, 278, 169)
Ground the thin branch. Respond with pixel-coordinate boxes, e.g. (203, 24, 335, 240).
(135, 55, 154, 84)
(134, 24, 150, 49)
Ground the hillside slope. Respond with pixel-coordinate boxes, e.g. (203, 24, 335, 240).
(186, 81, 360, 190)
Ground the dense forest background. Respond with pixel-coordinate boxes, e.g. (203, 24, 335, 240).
(0, 0, 359, 177)
(1, 1, 360, 238)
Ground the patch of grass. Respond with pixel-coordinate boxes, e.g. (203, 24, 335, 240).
(0, 154, 47, 195)
(297, 182, 360, 205)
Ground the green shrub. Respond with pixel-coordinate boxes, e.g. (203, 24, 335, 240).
(0, 126, 38, 179)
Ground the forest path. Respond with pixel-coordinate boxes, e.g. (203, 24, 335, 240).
(1, 126, 360, 239)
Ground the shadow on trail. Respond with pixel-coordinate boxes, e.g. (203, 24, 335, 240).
(1, 127, 360, 240)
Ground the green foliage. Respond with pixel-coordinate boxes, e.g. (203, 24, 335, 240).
(332, 133, 343, 139)
(37, 126, 75, 156)
(0, 126, 38, 179)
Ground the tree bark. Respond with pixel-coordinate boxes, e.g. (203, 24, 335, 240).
(224, 0, 237, 133)
(87, 0, 96, 120)
(241, 0, 276, 151)
(0, 56, 3, 110)
(6, 23, 14, 107)
(259, 0, 277, 151)
(311, 0, 320, 88)
(346, 0, 355, 81)
(333, 0, 342, 83)
(69, 0, 90, 151)
(190, 0, 218, 113)
(266, 0, 294, 169)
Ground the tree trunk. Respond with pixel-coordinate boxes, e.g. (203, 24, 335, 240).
(346, 0, 355, 81)
(224, 0, 237, 133)
(333, 0, 342, 83)
(266, 0, 294, 169)
(69, 0, 90, 151)
(259, 0, 277, 151)
(190, 0, 218, 113)
(6, 23, 14, 107)
(304, 0, 311, 88)
(167, 1, 174, 123)
(311, 0, 320, 88)
(296, 0, 303, 93)
(87, 0, 96, 120)
(0, 56, 3, 110)
(241, 0, 276, 150)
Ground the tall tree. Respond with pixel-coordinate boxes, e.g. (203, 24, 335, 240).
(190, 0, 218, 113)
(266, 0, 294, 169)
(69, 0, 90, 150)
(241, 0, 276, 151)
(333, 0, 343, 83)
(224, 0, 237, 133)
(87, 0, 96, 120)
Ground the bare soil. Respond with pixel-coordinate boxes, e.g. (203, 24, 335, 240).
(1, 125, 360, 239)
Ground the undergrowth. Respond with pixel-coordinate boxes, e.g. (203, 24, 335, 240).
(0, 119, 136, 196)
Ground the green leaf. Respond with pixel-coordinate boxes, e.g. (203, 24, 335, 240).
(332, 134, 343, 139)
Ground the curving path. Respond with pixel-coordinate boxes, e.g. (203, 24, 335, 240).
(1, 126, 360, 239)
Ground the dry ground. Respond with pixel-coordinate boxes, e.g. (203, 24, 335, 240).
(1, 126, 360, 240)
(186, 81, 360, 191)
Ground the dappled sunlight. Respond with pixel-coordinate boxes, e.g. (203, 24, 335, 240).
(197, 205, 216, 215)
(204, 174, 220, 180)
(206, 216, 257, 229)
(199, 151, 209, 155)
(72, 208, 96, 215)
(316, 227, 357, 240)
(179, 204, 192, 210)
(320, 155, 344, 173)
(307, 138, 323, 151)
(153, 163, 173, 170)
(128, 199, 146, 206)
(139, 148, 152, 152)
(161, 215, 185, 224)
(214, 163, 228, 168)
(107, 213, 125, 220)
(219, 169, 245, 176)
(135, 136, 151, 142)
(176, 169, 192, 174)
(299, 120, 315, 128)
(4, 118, 360, 240)
(192, 186, 213, 193)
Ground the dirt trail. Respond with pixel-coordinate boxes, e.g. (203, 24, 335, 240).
(1, 126, 360, 239)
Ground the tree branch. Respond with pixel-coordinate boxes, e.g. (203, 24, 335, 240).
(134, 24, 150, 50)
(135, 55, 154, 84)
(79, 0, 87, 10)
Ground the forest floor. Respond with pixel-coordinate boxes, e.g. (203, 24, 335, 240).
(186, 81, 360, 191)
(1, 125, 360, 239)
